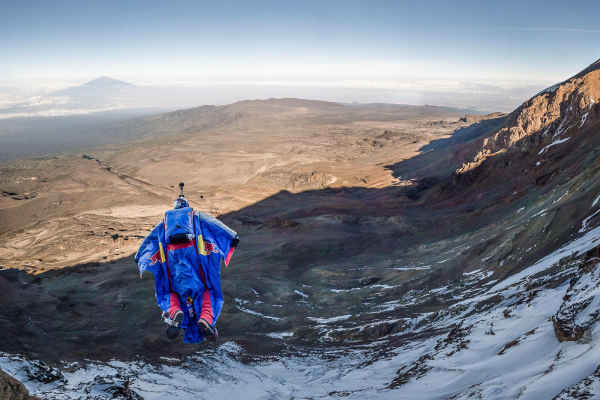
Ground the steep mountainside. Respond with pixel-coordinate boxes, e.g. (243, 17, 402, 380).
(452, 59, 600, 200)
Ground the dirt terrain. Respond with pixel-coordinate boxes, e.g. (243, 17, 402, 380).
(0, 100, 487, 273)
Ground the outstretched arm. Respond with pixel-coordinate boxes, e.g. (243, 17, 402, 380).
(195, 211, 239, 266)
(135, 222, 172, 312)
(135, 222, 165, 277)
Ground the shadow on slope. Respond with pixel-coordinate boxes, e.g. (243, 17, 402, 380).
(384, 114, 507, 184)
(0, 177, 522, 364)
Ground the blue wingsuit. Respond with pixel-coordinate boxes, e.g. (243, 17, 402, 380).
(135, 208, 238, 343)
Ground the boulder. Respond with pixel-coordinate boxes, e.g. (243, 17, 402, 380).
(0, 369, 39, 400)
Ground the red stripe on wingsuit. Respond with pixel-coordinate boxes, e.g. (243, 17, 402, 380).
(205, 242, 215, 253)
(224, 247, 235, 266)
(150, 250, 161, 265)
(166, 241, 195, 251)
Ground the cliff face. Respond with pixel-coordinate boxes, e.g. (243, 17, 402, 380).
(460, 60, 600, 173)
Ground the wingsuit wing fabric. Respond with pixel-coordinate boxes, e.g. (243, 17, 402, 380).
(134, 222, 171, 313)
(194, 211, 238, 326)
(135, 210, 238, 343)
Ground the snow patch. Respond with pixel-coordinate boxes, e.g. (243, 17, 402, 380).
(265, 331, 294, 339)
(158, 357, 180, 363)
(553, 191, 569, 204)
(536, 83, 560, 96)
(464, 270, 494, 281)
(592, 193, 600, 208)
(553, 118, 571, 139)
(430, 286, 450, 294)
(392, 265, 431, 271)
(580, 112, 589, 128)
(372, 284, 402, 290)
(538, 137, 570, 155)
(330, 287, 362, 293)
(531, 208, 548, 218)
(307, 314, 352, 324)
(294, 289, 309, 298)
(235, 305, 281, 321)
(579, 209, 600, 233)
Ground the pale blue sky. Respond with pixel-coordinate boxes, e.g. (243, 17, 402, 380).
(2, 0, 599, 86)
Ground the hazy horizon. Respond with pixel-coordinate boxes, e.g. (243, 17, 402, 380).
(2, 1, 599, 115)
(0, 76, 553, 117)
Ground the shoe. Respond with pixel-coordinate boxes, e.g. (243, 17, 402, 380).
(162, 310, 184, 328)
(197, 318, 218, 341)
(172, 310, 184, 327)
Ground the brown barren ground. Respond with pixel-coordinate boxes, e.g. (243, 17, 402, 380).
(0, 100, 485, 273)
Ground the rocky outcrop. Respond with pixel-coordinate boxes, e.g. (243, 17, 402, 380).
(86, 373, 143, 400)
(553, 364, 600, 399)
(0, 369, 39, 400)
(457, 59, 600, 177)
(552, 260, 600, 342)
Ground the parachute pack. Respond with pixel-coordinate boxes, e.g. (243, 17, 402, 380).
(164, 207, 195, 244)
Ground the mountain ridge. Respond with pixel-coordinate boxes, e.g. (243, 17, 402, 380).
(459, 58, 600, 173)
(439, 57, 600, 210)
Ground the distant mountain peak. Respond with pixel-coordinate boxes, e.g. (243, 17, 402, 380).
(50, 76, 136, 98)
(83, 76, 134, 88)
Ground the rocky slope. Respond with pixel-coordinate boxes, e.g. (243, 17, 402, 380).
(451, 59, 600, 202)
